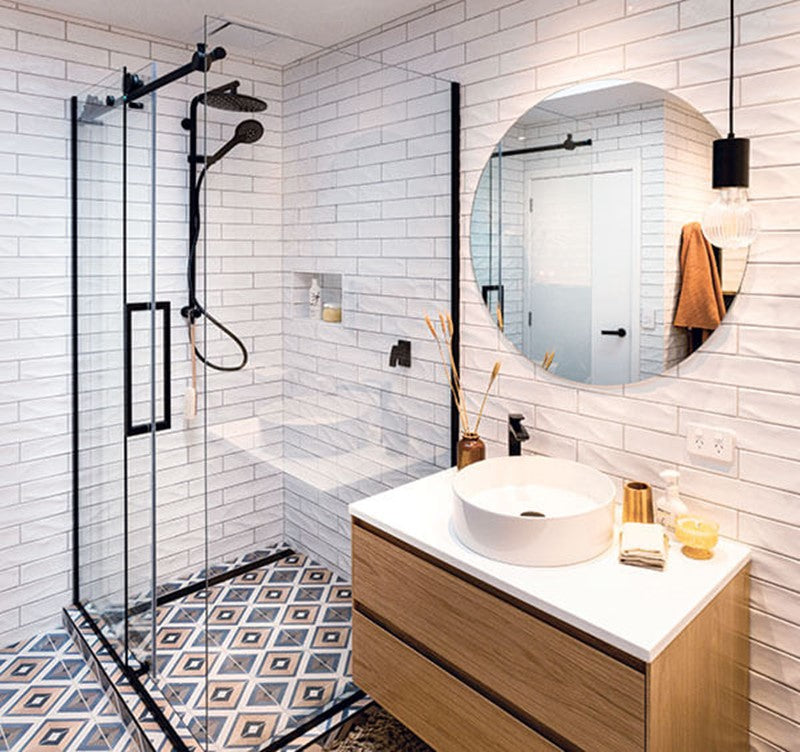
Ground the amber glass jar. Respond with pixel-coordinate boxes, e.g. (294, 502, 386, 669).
(457, 432, 485, 470)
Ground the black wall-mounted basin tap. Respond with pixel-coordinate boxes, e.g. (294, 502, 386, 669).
(508, 413, 530, 456)
(389, 339, 411, 368)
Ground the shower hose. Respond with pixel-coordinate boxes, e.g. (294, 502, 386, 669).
(185, 166, 249, 372)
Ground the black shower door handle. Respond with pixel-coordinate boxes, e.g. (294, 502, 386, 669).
(125, 301, 171, 436)
(600, 327, 627, 337)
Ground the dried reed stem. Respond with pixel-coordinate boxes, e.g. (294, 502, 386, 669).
(473, 360, 501, 434)
(425, 311, 500, 436)
(442, 321, 468, 431)
(425, 313, 469, 431)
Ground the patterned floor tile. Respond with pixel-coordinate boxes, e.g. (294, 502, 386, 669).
(139, 549, 360, 751)
(0, 629, 141, 752)
(45, 546, 367, 752)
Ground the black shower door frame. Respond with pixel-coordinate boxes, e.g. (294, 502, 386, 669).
(69, 67, 192, 751)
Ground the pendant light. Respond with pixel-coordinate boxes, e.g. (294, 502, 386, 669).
(701, 0, 758, 249)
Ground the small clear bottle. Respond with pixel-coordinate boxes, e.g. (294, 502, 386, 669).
(309, 277, 322, 320)
(656, 469, 688, 535)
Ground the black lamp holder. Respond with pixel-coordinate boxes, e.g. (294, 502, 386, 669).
(712, 0, 750, 189)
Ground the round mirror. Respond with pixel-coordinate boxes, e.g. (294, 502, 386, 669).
(469, 80, 748, 386)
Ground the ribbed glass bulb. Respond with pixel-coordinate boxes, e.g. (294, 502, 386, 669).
(701, 187, 758, 249)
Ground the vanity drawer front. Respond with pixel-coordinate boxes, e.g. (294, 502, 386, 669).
(353, 523, 645, 752)
(353, 611, 562, 752)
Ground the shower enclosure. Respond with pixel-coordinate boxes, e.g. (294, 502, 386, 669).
(70, 16, 458, 752)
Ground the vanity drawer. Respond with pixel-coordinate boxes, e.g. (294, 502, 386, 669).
(353, 523, 645, 752)
(353, 611, 561, 752)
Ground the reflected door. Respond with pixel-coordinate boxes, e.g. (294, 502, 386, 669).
(525, 167, 637, 384)
(525, 174, 592, 381)
(590, 168, 637, 385)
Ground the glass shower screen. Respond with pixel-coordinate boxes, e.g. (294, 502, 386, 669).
(71, 19, 457, 750)
(73, 62, 161, 677)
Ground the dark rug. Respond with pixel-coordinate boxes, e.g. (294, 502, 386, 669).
(308, 705, 432, 751)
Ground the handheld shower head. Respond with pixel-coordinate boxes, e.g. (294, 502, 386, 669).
(205, 119, 264, 167)
(234, 118, 264, 144)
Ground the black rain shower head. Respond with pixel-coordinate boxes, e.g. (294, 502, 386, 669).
(206, 118, 265, 167)
(199, 80, 267, 113)
(207, 90, 267, 112)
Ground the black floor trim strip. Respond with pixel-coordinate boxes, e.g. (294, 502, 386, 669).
(64, 608, 157, 752)
(71, 604, 188, 752)
(127, 547, 295, 617)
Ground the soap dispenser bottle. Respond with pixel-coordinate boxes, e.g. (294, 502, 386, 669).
(309, 277, 322, 320)
(656, 469, 688, 535)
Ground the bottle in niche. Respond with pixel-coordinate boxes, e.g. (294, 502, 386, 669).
(309, 277, 322, 320)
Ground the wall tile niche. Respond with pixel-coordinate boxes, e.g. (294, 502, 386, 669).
(291, 272, 344, 323)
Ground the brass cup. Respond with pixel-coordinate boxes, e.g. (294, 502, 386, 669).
(623, 481, 654, 523)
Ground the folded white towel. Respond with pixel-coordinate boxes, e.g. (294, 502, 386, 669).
(619, 522, 667, 570)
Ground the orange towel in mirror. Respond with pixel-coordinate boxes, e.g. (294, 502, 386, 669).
(673, 222, 726, 339)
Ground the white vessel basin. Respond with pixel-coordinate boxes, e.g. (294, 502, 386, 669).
(452, 456, 616, 566)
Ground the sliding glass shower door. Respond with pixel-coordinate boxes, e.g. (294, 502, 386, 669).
(73, 64, 161, 677)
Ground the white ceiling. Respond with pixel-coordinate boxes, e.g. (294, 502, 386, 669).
(22, 0, 435, 54)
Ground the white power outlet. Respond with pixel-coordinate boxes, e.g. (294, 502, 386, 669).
(686, 423, 736, 464)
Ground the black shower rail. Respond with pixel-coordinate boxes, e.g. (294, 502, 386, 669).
(179, 80, 268, 372)
(122, 43, 226, 102)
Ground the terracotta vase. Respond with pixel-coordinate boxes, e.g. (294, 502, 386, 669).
(457, 432, 485, 470)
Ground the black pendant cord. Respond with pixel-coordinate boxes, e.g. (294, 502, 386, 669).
(728, 0, 735, 138)
(711, 0, 750, 190)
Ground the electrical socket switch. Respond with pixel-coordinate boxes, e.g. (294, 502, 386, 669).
(686, 423, 736, 464)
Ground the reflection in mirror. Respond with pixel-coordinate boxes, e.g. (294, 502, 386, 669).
(470, 80, 749, 386)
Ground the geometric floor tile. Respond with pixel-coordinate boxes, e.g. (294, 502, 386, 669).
(0, 628, 140, 752)
(47, 545, 366, 752)
(224, 713, 277, 748)
(62, 608, 197, 752)
(140, 547, 361, 751)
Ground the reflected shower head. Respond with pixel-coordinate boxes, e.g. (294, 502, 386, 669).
(200, 80, 267, 113)
(205, 118, 264, 167)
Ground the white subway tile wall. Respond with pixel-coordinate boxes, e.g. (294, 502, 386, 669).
(349, 1, 794, 748)
(279, 48, 453, 574)
(0, 0, 797, 749)
(0, 7, 286, 644)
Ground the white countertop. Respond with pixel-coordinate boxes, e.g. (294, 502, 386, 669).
(349, 468, 750, 662)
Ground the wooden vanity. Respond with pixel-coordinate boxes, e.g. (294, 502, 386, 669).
(349, 472, 751, 752)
